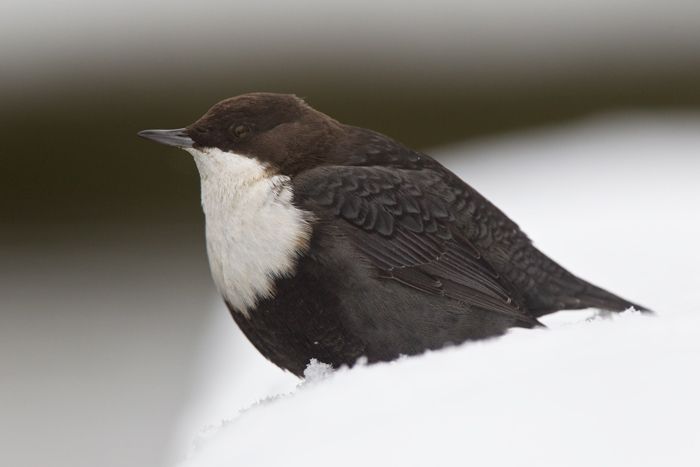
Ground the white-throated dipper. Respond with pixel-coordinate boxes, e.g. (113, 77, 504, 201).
(139, 93, 649, 377)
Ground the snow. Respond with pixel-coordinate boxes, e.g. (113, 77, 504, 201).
(170, 113, 700, 466)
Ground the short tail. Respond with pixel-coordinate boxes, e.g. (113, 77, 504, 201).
(530, 280, 652, 318)
(574, 282, 651, 313)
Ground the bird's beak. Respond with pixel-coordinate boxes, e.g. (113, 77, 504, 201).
(137, 128, 194, 148)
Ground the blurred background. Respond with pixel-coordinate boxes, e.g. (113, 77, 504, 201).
(2, 1, 699, 466)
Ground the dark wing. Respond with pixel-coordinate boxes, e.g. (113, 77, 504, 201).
(293, 165, 541, 326)
(316, 126, 647, 315)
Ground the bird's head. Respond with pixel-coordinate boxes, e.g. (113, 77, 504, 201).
(138, 93, 343, 176)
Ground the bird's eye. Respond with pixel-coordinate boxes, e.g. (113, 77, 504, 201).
(234, 125, 250, 138)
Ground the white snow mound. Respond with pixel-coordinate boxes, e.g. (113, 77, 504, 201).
(184, 310, 699, 467)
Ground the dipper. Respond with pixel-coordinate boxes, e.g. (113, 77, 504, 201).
(139, 93, 648, 377)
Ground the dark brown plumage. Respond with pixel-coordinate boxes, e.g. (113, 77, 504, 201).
(140, 93, 649, 377)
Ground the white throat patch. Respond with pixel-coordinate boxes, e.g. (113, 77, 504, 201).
(186, 147, 312, 318)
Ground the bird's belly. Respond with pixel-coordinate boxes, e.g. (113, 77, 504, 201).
(225, 238, 517, 376)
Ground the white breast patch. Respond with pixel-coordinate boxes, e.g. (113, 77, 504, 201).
(186, 147, 313, 318)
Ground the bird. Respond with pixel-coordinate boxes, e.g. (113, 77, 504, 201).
(138, 93, 649, 377)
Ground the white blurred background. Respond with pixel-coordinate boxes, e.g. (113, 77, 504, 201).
(3, 1, 700, 96)
(1, 1, 699, 466)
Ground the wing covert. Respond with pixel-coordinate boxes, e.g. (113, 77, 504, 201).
(294, 165, 539, 326)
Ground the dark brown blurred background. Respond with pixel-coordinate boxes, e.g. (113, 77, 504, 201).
(2, 1, 699, 466)
(3, 1, 700, 228)
(4, 73, 700, 227)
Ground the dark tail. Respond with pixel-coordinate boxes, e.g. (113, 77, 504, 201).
(530, 280, 651, 318)
(574, 282, 650, 312)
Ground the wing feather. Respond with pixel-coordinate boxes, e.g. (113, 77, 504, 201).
(295, 165, 539, 326)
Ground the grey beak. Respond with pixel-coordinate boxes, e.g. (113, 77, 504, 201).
(137, 128, 194, 148)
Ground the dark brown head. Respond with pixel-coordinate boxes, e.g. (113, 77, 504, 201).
(138, 93, 343, 175)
